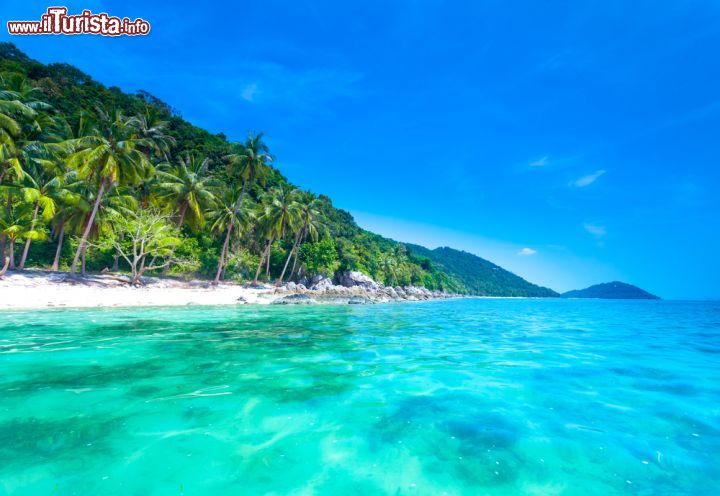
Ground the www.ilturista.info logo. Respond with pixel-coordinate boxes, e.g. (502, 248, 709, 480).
(7, 7, 151, 36)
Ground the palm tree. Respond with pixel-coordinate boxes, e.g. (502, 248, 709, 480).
(209, 185, 255, 282)
(0, 79, 56, 260)
(150, 152, 216, 272)
(0, 98, 25, 152)
(45, 169, 90, 271)
(50, 201, 82, 271)
(0, 73, 52, 114)
(0, 199, 47, 270)
(278, 194, 323, 284)
(213, 133, 271, 284)
(16, 172, 66, 269)
(252, 186, 301, 284)
(136, 106, 175, 161)
(156, 152, 215, 230)
(0, 75, 49, 175)
(134, 172, 160, 210)
(64, 108, 156, 275)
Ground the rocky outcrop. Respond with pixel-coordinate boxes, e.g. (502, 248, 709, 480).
(310, 277, 335, 291)
(271, 293, 317, 305)
(273, 271, 459, 305)
(337, 271, 382, 291)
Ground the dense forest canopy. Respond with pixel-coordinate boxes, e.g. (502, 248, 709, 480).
(0, 42, 556, 296)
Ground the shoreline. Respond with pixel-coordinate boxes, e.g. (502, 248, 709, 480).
(0, 270, 460, 310)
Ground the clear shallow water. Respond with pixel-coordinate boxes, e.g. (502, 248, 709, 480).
(0, 299, 719, 495)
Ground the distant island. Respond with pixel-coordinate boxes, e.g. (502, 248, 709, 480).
(562, 282, 660, 300)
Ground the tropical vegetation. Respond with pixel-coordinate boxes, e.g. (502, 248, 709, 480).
(0, 43, 556, 297)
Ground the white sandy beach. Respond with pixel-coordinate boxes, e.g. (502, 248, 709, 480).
(0, 270, 278, 310)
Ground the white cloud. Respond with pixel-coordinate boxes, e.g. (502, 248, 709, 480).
(241, 83, 258, 102)
(572, 169, 606, 187)
(530, 156, 549, 167)
(518, 247, 537, 256)
(583, 223, 607, 237)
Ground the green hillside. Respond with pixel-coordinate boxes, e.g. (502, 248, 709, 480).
(406, 245, 558, 297)
(0, 42, 555, 296)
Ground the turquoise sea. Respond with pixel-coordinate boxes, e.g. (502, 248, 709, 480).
(0, 299, 718, 495)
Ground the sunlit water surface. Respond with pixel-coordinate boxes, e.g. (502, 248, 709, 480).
(1, 299, 719, 495)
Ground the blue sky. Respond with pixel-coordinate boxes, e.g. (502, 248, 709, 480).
(3, 1, 720, 298)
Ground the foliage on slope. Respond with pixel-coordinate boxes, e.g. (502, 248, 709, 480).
(406, 244, 558, 297)
(0, 42, 554, 296)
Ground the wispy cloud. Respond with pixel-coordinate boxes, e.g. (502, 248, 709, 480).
(241, 83, 258, 102)
(530, 156, 549, 167)
(583, 223, 607, 237)
(518, 247, 537, 256)
(572, 169, 606, 187)
(230, 63, 363, 108)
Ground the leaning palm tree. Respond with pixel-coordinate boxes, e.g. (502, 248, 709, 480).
(278, 194, 324, 284)
(48, 170, 95, 272)
(209, 185, 255, 282)
(213, 133, 272, 284)
(50, 197, 86, 272)
(15, 171, 68, 270)
(156, 152, 216, 230)
(149, 153, 216, 272)
(252, 186, 301, 284)
(64, 108, 155, 275)
(0, 200, 47, 270)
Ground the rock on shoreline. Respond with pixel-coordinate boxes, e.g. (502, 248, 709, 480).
(270, 271, 459, 305)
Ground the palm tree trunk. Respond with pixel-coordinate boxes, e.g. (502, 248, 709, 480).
(176, 202, 188, 228)
(214, 222, 234, 284)
(8, 238, 15, 269)
(112, 249, 120, 272)
(278, 229, 303, 285)
(253, 236, 273, 284)
(51, 225, 65, 271)
(289, 229, 307, 281)
(2, 195, 9, 260)
(112, 233, 124, 272)
(71, 178, 107, 275)
(18, 202, 40, 270)
(0, 255, 9, 278)
(265, 242, 271, 280)
(289, 250, 300, 281)
(3, 194, 11, 268)
(81, 245, 87, 276)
